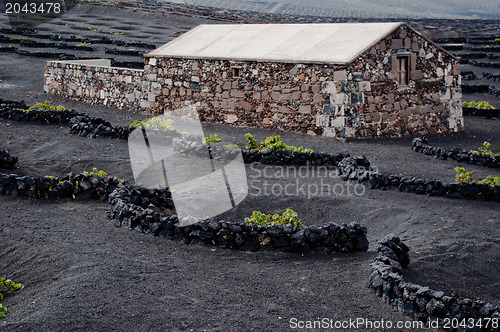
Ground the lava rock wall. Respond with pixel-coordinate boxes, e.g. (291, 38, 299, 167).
(337, 156, 500, 201)
(0, 150, 18, 169)
(412, 137, 500, 168)
(109, 185, 369, 253)
(369, 234, 500, 328)
(69, 115, 132, 139)
(0, 100, 80, 124)
(0, 172, 122, 200)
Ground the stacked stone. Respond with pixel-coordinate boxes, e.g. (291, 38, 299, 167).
(105, 49, 144, 56)
(0, 99, 80, 124)
(66, 113, 349, 169)
(412, 138, 500, 168)
(462, 59, 500, 68)
(0, 171, 122, 200)
(461, 71, 477, 80)
(462, 107, 500, 118)
(242, 149, 348, 166)
(19, 39, 94, 51)
(369, 234, 500, 328)
(338, 156, 500, 201)
(489, 86, 500, 98)
(0, 46, 16, 53)
(109, 185, 369, 253)
(171, 135, 348, 166)
(69, 115, 131, 139)
(0, 150, 18, 169)
(483, 72, 500, 82)
(44, 61, 144, 110)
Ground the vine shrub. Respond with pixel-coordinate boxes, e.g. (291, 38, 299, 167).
(245, 133, 258, 150)
(454, 167, 474, 184)
(83, 168, 108, 178)
(245, 133, 313, 153)
(0, 278, 22, 320)
(470, 141, 500, 156)
(223, 144, 239, 151)
(130, 118, 189, 135)
(130, 118, 176, 130)
(455, 167, 500, 186)
(462, 101, 495, 109)
(244, 209, 303, 229)
(202, 134, 221, 144)
(478, 176, 500, 186)
(25, 100, 67, 112)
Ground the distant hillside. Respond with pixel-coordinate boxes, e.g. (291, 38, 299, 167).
(169, 0, 500, 19)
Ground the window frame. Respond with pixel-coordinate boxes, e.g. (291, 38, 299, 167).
(231, 66, 242, 78)
(396, 51, 412, 87)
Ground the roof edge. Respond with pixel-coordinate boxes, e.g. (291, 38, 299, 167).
(342, 22, 403, 64)
(144, 53, 351, 66)
(145, 22, 457, 64)
(401, 23, 458, 61)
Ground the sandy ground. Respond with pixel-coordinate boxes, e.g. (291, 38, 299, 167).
(0, 3, 499, 331)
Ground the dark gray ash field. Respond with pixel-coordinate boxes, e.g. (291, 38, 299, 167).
(0, 1, 499, 331)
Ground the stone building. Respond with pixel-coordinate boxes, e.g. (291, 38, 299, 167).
(44, 22, 463, 138)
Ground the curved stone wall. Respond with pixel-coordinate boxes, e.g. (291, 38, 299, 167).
(0, 150, 18, 169)
(412, 137, 500, 168)
(369, 234, 500, 329)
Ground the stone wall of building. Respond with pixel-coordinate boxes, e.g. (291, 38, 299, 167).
(44, 59, 144, 110)
(141, 24, 462, 138)
(141, 57, 333, 135)
(329, 24, 463, 138)
(44, 24, 462, 139)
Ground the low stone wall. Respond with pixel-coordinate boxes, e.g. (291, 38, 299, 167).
(4, 98, 496, 202)
(109, 185, 369, 253)
(44, 60, 144, 110)
(69, 115, 131, 139)
(0, 150, 18, 169)
(489, 85, 500, 98)
(241, 148, 350, 167)
(172, 135, 352, 167)
(337, 156, 500, 201)
(0, 98, 26, 110)
(0, 168, 368, 253)
(462, 107, 500, 118)
(0, 98, 80, 124)
(412, 137, 500, 168)
(0, 172, 122, 200)
(369, 234, 500, 329)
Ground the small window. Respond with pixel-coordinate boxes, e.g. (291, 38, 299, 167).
(397, 55, 409, 86)
(232, 66, 241, 78)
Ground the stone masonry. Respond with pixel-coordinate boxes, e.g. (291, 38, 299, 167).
(44, 59, 143, 111)
(44, 24, 463, 139)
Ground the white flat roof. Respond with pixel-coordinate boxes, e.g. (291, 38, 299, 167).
(146, 23, 403, 65)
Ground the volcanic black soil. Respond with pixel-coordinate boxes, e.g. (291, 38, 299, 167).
(0, 2, 499, 331)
